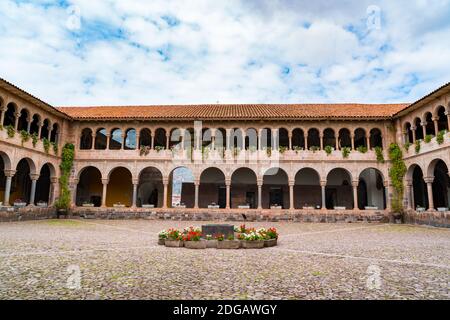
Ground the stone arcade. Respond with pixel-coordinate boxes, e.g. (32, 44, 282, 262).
(0, 78, 449, 227)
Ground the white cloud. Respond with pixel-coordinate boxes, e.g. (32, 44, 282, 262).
(0, 0, 449, 106)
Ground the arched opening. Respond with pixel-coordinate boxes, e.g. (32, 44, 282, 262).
(184, 128, 195, 150)
(139, 128, 152, 148)
(169, 167, 194, 208)
(17, 109, 29, 132)
(292, 128, 305, 150)
(76, 166, 103, 207)
(436, 106, 448, 132)
(411, 165, 428, 210)
(80, 128, 93, 150)
(199, 168, 226, 208)
(230, 128, 243, 150)
(109, 128, 122, 150)
(106, 167, 132, 207)
(11, 159, 34, 204)
(202, 128, 212, 150)
(35, 163, 54, 205)
(154, 128, 167, 149)
(338, 128, 351, 149)
(357, 168, 385, 210)
(294, 168, 321, 209)
(231, 168, 257, 209)
(414, 118, 423, 140)
(95, 128, 107, 149)
(404, 122, 413, 144)
(307, 128, 320, 150)
(50, 123, 59, 143)
(430, 160, 450, 210)
(326, 168, 353, 209)
(262, 167, 288, 209)
(40, 119, 50, 140)
(424, 112, 434, 136)
(369, 128, 383, 149)
(278, 128, 289, 149)
(323, 128, 336, 149)
(245, 128, 258, 150)
(354, 128, 367, 149)
(138, 167, 163, 207)
(0, 153, 8, 204)
(260, 128, 272, 150)
(124, 128, 136, 150)
(2, 103, 16, 127)
(29, 114, 40, 135)
(169, 128, 182, 149)
(215, 128, 226, 152)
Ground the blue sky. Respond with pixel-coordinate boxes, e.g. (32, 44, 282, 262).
(0, 0, 449, 106)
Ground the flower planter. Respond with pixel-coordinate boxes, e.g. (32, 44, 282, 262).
(365, 206, 378, 210)
(217, 240, 240, 249)
(238, 205, 250, 209)
(36, 202, 48, 208)
(416, 207, 426, 212)
(270, 206, 282, 210)
(142, 204, 155, 208)
(158, 238, 166, 245)
(437, 207, 448, 212)
(208, 205, 220, 209)
(264, 238, 277, 247)
(242, 240, 264, 249)
(334, 206, 346, 210)
(165, 240, 184, 248)
(302, 206, 315, 210)
(82, 203, 94, 207)
(113, 204, 125, 208)
(184, 240, 207, 249)
(206, 240, 218, 248)
(13, 202, 27, 208)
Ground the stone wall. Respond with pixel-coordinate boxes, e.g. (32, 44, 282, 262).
(0, 206, 56, 222)
(404, 210, 450, 228)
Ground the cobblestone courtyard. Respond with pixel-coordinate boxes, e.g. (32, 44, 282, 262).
(0, 219, 448, 300)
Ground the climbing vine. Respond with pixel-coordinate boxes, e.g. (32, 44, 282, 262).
(54, 143, 75, 210)
(388, 143, 407, 213)
(374, 146, 384, 163)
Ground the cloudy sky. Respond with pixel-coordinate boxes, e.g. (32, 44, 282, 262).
(0, 0, 449, 106)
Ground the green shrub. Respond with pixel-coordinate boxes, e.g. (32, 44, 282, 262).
(52, 142, 58, 155)
(436, 130, 445, 144)
(404, 142, 411, 151)
(415, 140, 421, 154)
(43, 137, 50, 153)
(310, 146, 320, 153)
(356, 145, 368, 153)
(20, 130, 30, 145)
(6, 125, 15, 138)
(31, 133, 38, 147)
(278, 146, 288, 154)
(324, 145, 333, 155)
(424, 134, 432, 143)
(341, 147, 351, 158)
(374, 146, 384, 163)
(388, 143, 407, 213)
(54, 143, 74, 211)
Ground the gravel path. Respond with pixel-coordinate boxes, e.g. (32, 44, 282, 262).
(0, 219, 448, 300)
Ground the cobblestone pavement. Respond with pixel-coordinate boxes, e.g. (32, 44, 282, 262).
(0, 219, 449, 300)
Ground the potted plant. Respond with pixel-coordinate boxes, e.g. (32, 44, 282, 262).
(263, 227, 278, 247)
(205, 234, 218, 248)
(183, 227, 206, 249)
(82, 201, 94, 207)
(165, 228, 183, 247)
(13, 199, 26, 208)
(113, 202, 125, 208)
(142, 204, 155, 208)
(241, 230, 264, 249)
(217, 233, 240, 249)
(36, 201, 48, 208)
(158, 229, 168, 245)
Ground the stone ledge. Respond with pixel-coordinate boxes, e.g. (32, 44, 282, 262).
(0, 207, 57, 222)
(404, 210, 450, 228)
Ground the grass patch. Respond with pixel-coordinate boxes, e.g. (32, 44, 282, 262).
(43, 219, 85, 227)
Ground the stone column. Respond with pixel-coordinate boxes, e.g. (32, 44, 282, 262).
(50, 177, 58, 206)
(3, 170, 15, 206)
(350, 134, 355, 150)
(289, 181, 294, 210)
(432, 117, 439, 136)
(37, 123, 42, 139)
(225, 129, 231, 151)
(288, 133, 292, 150)
(405, 180, 413, 210)
(101, 179, 108, 207)
(71, 178, 78, 206)
(225, 179, 231, 209)
(29, 174, 40, 206)
(0, 107, 5, 125)
(411, 127, 416, 142)
(424, 177, 435, 211)
(272, 128, 279, 150)
(194, 180, 200, 209)
(26, 117, 32, 132)
(46, 125, 51, 140)
(320, 180, 327, 210)
(132, 180, 138, 208)
(304, 134, 308, 150)
(241, 131, 246, 151)
(319, 133, 324, 150)
(384, 180, 391, 211)
(162, 179, 169, 208)
(352, 180, 359, 210)
(257, 179, 263, 209)
(14, 112, 20, 130)
(91, 133, 96, 150)
(180, 129, 185, 150)
(421, 122, 427, 139)
(446, 111, 450, 132)
(166, 133, 170, 150)
(335, 135, 339, 150)
(366, 136, 371, 150)
(106, 133, 111, 149)
(150, 133, 154, 150)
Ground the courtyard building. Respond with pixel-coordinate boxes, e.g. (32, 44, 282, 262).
(0, 78, 449, 226)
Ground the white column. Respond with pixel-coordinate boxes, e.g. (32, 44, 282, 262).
(289, 181, 294, 210)
(319, 133, 324, 150)
(352, 180, 358, 210)
(320, 180, 327, 210)
(3, 170, 15, 206)
(225, 179, 231, 209)
(384, 181, 391, 211)
(0, 107, 5, 125)
(150, 133, 154, 150)
(132, 180, 138, 208)
(405, 180, 413, 210)
(50, 177, 58, 206)
(432, 117, 439, 136)
(101, 179, 108, 207)
(288, 133, 292, 150)
(350, 134, 355, 150)
(424, 177, 435, 211)
(421, 122, 427, 139)
(257, 180, 263, 209)
(166, 133, 170, 150)
(163, 179, 169, 208)
(14, 113, 20, 130)
(29, 174, 39, 206)
(194, 180, 199, 209)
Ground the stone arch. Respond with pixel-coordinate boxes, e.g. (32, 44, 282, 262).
(29, 114, 40, 135)
(428, 159, 450, 209)
(278, 128, 289, 149)
(124, 128, 137, 150)
(80, 128, 93, 150)
(106, 167, 133, 207)
(2, 102, 17, 127)
(139, 128, 152, 148)
(168, 166, 195, 208)
(292, 128, 305, 150)
(95, 128, 107, 149)
(35, 163, 55, 205)
(435, 106, 448, 132)
(17, 108, 30, 132)
(154, 128, 167, 149)
(357, 168, 386, 210)
(260, 128, 272, 149)
(245, 128, 258, 150)
(354, 128, 367, 149)
(404, 122, 413, 144)
(414, 117, 423, 140)
(307, 128, 320, 150)
(230, 128, 243, 150)
(294, 168, 321, 209)
(109, 128, 123, 150)
(323, 128, 336, 149)
(10, 158, 36, 204)
(40, 118, 50, 140)
(369, 128, 383, 149)
(338, 128, 352, 149)
(202, 128, 213, 149)
(262, 167, 289, 209)
(199, 167, 226, 208)
(326, 168, 353, 209)
(408, 164, 428, 210)
(0, 151, 12, 204)
(231, 167, 258, 209)
(169, 128, 182, 149)
(215, 128, 226, 151)
(76, 166, 103, 207)
(138, 166, 164, 207)
(423, 112, 434, 136)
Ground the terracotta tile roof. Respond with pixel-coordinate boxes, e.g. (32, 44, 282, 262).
(57, 103, 408, 121)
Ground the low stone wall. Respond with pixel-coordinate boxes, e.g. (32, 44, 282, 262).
(71, 207, 389, 223)
(0, 206, 57, 222)
(404, 210, 450, 228)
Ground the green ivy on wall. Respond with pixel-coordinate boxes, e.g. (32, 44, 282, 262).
(388, 143, 407, 213)
(54, 143, 74, 211)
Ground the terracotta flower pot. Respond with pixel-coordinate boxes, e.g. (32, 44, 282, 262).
(165, 240, 183, 248)
(158, 238, 165, 245)
(242, 240, 264, 249)
(184, 240, 207, 249)
(217, 240, 240, 249)
(264, 239, 277, 247)
(206, 240, 218, 248)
